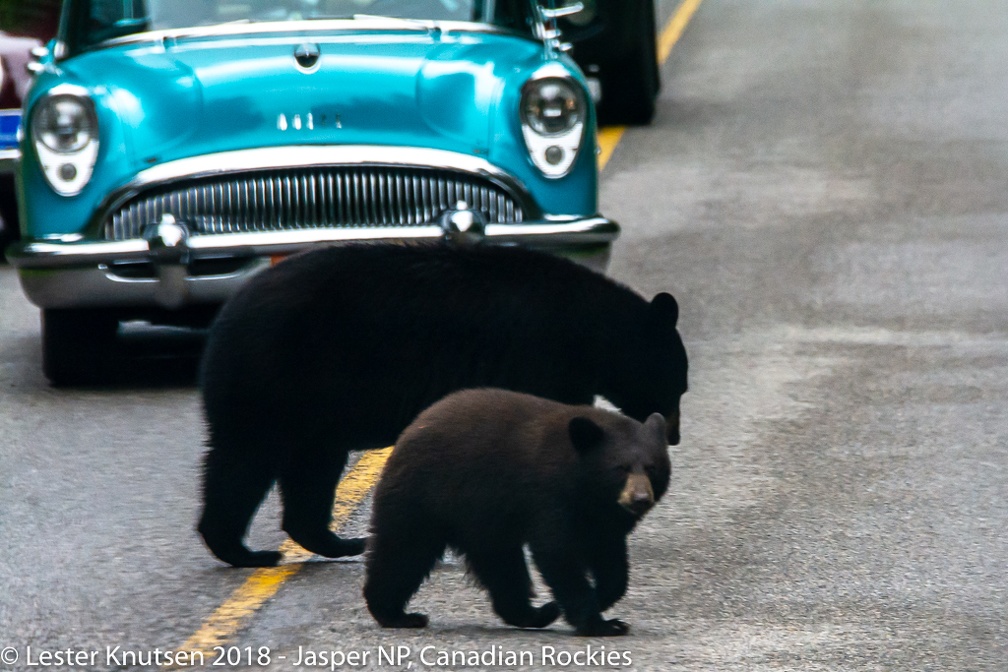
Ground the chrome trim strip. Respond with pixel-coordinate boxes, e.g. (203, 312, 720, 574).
(8, 217, 618, 269)
(483, 218, 617, 244)
(13, 239, 150, 262)
(39, 82, 93, 99)
(94, 19, 519, 51)
(0, 148, 20, 173)
(89, 145, 542, 233)
(15, 259, 270, 310)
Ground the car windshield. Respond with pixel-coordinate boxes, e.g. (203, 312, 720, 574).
(67, 0, 532, 51)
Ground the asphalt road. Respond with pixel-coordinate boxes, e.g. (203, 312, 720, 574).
(1, 1, 1006, 670)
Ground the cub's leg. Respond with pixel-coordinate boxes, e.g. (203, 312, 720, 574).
(363, 520, 446, 628)
(530, 532, 629, 637)
(587, 536, 629, 613)
(465, 547, 560, 629)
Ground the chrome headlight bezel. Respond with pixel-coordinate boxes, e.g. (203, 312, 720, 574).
(519, 68, 588, 179)
(30, 85, 100, 196)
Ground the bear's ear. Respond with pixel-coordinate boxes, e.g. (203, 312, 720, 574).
(569, 417, 605, 454)
(644, 412, 668, 445)
(648, 292, 679, 331)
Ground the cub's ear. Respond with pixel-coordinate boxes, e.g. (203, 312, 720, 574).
(569, 417, 605, 454)
(648, 292, 679, 331)
(644, 412, 668, 445)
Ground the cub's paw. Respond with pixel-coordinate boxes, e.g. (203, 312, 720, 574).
(527, 602, 561, 629)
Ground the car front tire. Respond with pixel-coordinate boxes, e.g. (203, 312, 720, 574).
(596, 0, 659, 126)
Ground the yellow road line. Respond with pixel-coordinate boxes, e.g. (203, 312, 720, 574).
(659, 0, 704, 64)
(598, 0, 704, 169)
(174, 1, 704, 658)
(174, 448, 393, 662)
(597, 126, 626, 170)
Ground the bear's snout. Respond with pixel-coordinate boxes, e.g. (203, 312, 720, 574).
(618, 472, 655, 517)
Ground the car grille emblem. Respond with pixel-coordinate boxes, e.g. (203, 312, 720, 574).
(294, 43, 321, 71)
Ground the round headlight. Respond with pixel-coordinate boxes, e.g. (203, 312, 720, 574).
(521, 78, 584, 137)
(32, 95, 98, 154)
(31, 88, 101, 196)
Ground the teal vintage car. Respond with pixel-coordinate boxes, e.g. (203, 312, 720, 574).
(7, 0, 620, 385)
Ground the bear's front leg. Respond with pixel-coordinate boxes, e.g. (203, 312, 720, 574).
(466, 548, 561, 629)
(588, 535, 629, 613)
(530, 536, 629, 637)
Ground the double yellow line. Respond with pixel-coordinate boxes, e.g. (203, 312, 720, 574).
(176, 0, 703, 658)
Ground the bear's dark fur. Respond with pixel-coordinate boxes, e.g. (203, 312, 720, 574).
(364, 388, 670, 636)
(198, 243, 687, 567)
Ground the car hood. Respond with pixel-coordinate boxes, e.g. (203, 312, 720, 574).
(56, 27, 547, 170)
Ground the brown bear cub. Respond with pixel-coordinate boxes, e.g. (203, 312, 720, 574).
(363, 388, 671, 637)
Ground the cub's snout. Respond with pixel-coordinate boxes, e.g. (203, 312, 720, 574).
(618, 471, 655, 517)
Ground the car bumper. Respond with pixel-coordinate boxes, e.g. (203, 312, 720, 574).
(0, 148, 19, 173)
(6, 215, 619, 309)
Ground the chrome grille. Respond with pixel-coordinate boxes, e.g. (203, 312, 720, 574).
(104, 166, 525, 241)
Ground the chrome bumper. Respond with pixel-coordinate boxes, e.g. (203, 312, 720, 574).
(7, 215, 618, 309)
(0, 148, 20, 174)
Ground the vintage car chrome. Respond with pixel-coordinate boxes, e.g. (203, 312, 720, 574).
(10, 142, 619, 308)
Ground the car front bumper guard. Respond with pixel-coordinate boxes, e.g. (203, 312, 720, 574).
(6, 210, 619, 309)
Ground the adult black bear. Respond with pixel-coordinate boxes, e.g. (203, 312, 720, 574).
(198, 243, 687, 567)
(364, 388, 670, 636)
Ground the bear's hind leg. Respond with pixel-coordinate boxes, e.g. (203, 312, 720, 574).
(466, 547, 560, 629)
(198, 447, 281, 567)
(363, 530, 445, 628)
(279, 452, 365, 558)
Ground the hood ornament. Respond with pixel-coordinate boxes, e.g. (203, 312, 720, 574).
(533, 2, 585, 52)
(294, 43, 321, 72)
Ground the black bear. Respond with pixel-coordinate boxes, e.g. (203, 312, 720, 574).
(364, 388, 670, 636)
(198, 243, 687, 567)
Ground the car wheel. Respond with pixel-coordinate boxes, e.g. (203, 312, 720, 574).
(597, 0, 659, 126)
(41, 309, 120, 386)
